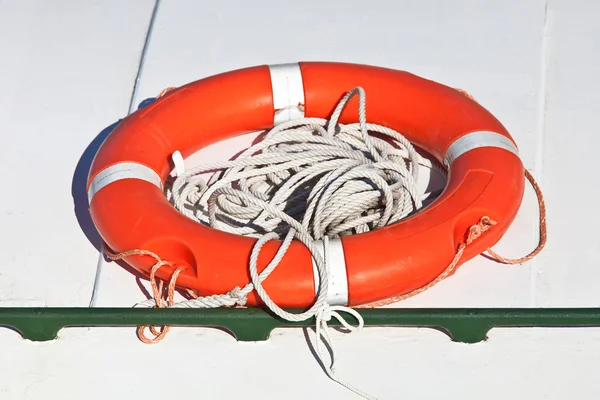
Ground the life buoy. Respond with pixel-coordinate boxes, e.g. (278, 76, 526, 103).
(87, 62, 524, 308)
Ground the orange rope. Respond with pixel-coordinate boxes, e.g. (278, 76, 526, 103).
(484, 169, 546, 264)
(357, 216, 497, 308)
(451, 88, 547, 263)
(102, 243, 187, 344)
(454, 87, 475, 100)
(96, 85, 193, 344)
(156, 87, 177, 98)
(358, 169, 547, 308)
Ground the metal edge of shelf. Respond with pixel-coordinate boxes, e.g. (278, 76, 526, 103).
(1, 307, 600, 343)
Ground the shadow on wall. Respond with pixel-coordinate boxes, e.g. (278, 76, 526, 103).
(71, 120, 120, 252)
(71, 97, 158, 252)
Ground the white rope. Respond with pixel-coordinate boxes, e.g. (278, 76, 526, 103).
(146, 87, 445, 399)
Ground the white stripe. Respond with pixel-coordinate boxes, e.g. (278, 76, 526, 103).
(268, 63, 305, 124)
(443, 130, 520, 168)
(311, 238, 349, 306)
(87, 162, 162, 202)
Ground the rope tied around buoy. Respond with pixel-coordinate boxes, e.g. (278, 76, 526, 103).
(101, 86, 546, 399)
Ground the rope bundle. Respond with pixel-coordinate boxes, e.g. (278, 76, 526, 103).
(156, 87, 444, 399)
(168, 87, 445, 241)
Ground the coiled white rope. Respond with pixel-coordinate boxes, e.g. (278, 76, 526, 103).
(143, 87, 445, 399)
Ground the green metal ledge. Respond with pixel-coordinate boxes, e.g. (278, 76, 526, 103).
(2, 307, 600, 343)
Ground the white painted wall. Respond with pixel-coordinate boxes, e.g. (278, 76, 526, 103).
(1, 0, 599, 399)
(535, 0, 600, 306)
(0, 0, 156, 306)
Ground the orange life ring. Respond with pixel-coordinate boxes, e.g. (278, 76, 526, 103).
(87, 62, 524, 308)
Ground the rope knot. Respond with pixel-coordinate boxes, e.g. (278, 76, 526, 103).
(479, 216, 497, 229)
(466, 216, 497, 244)
(317, 306, 334, 323)
(227, 286, 248, 305)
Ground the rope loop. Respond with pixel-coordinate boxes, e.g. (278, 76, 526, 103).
(485, 169, 547, 264)
(102, 243, 185, 343)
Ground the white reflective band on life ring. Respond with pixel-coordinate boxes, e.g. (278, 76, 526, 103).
(443, 130, 520, 168)
(87, 162, 163, 203)
(268, 63, 305, 124)
(311, 238, 349, 306)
